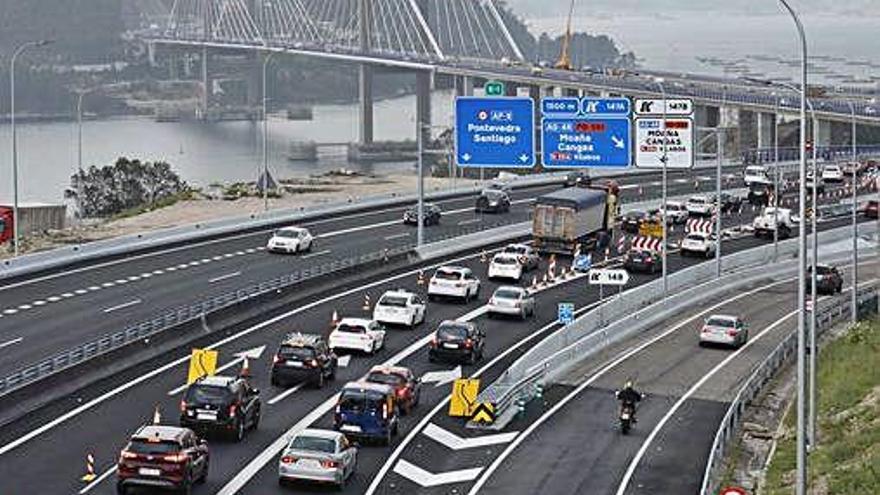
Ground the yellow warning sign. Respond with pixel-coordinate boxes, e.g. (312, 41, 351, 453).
(448, 378, 480, 417)
(639, 221, 663, 239)
(470, 402, 496, 424)
(187, 348, 218, 384)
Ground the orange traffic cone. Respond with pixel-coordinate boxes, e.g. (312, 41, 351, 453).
(331, 310, 339, 327)
(362, 293, 371, 311)
(152, 404, 161, 425)
(239, 357, 251, 378)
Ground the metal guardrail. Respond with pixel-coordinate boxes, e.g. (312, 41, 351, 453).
(473, 221, 879, 429)
(699, 285, 879, 495)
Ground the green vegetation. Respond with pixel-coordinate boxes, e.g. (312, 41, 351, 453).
(764, 320, 880, 495)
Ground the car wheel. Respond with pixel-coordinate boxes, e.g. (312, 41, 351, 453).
(408, 315, 415, 328)
(370, 341, 377, 355)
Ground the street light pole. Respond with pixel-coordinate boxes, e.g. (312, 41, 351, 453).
(773, 94, 781, 262)
(847, 101, 857, 323)
(778, 2, 808, 494)
(9, 39, 53, 257)
(809, 114, 818, 448)
(417, 123, 425, 247)
(261, 52, 274, 213)
(655, 78, 669, 298)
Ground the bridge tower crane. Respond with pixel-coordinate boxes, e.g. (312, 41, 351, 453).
(555, 0, 577, 71)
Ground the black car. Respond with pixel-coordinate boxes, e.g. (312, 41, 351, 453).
(807, 264, 844, 295)
(716, 192, 743, 214)
(180, 375, 261, 442)
(270, 333, 338, 388)
(475, 189, 511, 213)
(623, 248, 662, 274)
(620, 210, 651, 234)
(403, 203, 442, 225)
(428, 321, 485, 364)
(564, 170, 592, 188)
(748, 182, 774, 207)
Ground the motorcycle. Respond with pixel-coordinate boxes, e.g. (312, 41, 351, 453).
(619, 403, 636, 434)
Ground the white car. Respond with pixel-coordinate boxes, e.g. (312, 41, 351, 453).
(501, 244, 540, 271)
(743, 165, 771, 186)
(373, 290, 426, 328)
(680, 232, 717, 258)
(427, 266, 481, 302)
(487, 286, 536, 319)
(278, 429, 357, 488)
(268, 227, 314, 254)
(699, 314, 748, 348)
(328, 318, 386, 354)
(660, 201, 688, 224)
(686, 195, 715, 217)
(488, 253, 524, 281)
(821, 164, 844, 182)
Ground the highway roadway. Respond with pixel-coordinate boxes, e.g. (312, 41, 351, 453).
(0, 165, 764, 385)
(0, 187, 870, 494)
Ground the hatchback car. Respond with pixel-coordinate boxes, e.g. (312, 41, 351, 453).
(699, 314, 748, 348)
(373, 289, 426, 328)
(270, 333, 337, 388)
(865, 200, 879, 219)
(624, 248, 662, 273)
(278, 429, 357, 489)
(502, 244, 540, 271)
(403, 203, 442, 225)
(475, 189, 511, 213)
(680, 232, 717, 258)
(365, 365, 421, 414)
(334, 382, 400, 445)
(743, 165, 770, 186)
(807, 264, 844, 295)
(267, 226, 314, 254)
(660, 201, 688, 224)
(487, 285, 536, 319)
(328, 318, 386, 355)
(686, 195, 715, 217)
(117, 425, 209, 495)
(428, 321, 485, 364)
(488, 252, 524, 281)
(427, 266, 481, 302)
(821, 164, 844, 183)
(180, 375, 261, 442)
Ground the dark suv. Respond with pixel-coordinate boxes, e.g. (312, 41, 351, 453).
(428, 321, 485, 364)
(403, 203, 442, 225)
(475, 189, 511, 213)
(117, 425, 209, 495)
(808, 264, 844, 295)
(564, 170, 592, 188)
(271, 333, 338, 388)
(180, 375, 261, 442)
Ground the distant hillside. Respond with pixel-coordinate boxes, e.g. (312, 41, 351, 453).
(505, 0, 880, 17)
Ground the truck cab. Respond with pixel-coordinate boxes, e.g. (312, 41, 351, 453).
(753, 207, 793, 239)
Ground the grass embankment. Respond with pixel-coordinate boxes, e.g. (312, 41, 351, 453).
(764, 320, 880, 495)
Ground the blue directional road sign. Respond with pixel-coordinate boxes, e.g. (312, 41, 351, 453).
(557, 302, 575, 325)
(455, 97, 536, 168)
(572, 253, 592, 272)
(542, 117, 631, 168)
(542, 97, 580, 117)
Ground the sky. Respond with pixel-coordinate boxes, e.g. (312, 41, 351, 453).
(506, 0, 880, 18)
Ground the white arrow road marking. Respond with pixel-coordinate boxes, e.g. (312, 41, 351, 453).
(393, 459, 483, 487)
(421, 366, 462, 388)
(102, 299, 142, 314)
(166, 346, 266, 395)
(422, 423, 518, 451)
(337, 355, 352, 368)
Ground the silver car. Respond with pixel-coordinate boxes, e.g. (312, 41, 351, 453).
(278, 429, 357, 488)
(487, 286, 536, 319)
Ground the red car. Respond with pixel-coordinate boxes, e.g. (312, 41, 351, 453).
(117, 425, 209, 494)
(364, 365, 421, 414)
(865, 200, 878, 219)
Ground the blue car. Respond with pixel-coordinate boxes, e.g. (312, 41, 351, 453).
(333, 382, 400, 445)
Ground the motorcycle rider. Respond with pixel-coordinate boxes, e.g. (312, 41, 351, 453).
(616, 381, 643, 422)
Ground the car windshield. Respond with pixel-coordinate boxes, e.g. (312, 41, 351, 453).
(628, 211, 646, 218)
(666, 203, 683, 211)
(379, 295, 409, 307)
(438, 324, 469, 340)
(337, 323, 366, 334)
(686, 234, 706, 241)
(434, 270, 462, 281)
(494, 288, 522, 300)
(128, 439, 181, 455)
(707, 317, 736, 328)
(503, 245, 527, 255)
(338, 389, 385, 412)
(746, 167, 765, 175)
(482, 190, 505, 199)
(278, 346, 315, 360)
(366, 372, 404, 387)
(275, 230, 300, 238)
(689, 198, 706, 205)
(185, 385, 231, 405)
(493, 256, 519, 265)
(290, 436, 336, 454)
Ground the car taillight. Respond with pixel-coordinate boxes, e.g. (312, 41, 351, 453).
(513, 302, 521, 308)
(464, 339, 473, 348)
(321, 459, 339, 469)
(281, 456, 296, 464)
(727, 330, 738, 337)
(120, 450, 138, 461)
(229, 404, 237, 417)
(701, 326, 710, 333)
(273, 355, 281, 364)
(382, 403, 389, 420)
(397, 388, 408, 397)
(179, 400, 187, 412)
(309, 359, 319, 368)
(430, 337, 438, 347)
(163, 453, 188, 463)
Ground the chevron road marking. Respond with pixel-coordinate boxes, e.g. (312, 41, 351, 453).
(422, 423, 518, 451)
(393, 459, 484, 487)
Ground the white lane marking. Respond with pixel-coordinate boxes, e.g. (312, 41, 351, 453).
(2, 309, 17, 315)
(61, 292, 75, 298)
(302, 249, 331, 260)
(177, 263, 189, 269)
(152, 269, 164, 275)
(18, 304, 32, 310)
(166, 266, 177, 272)
(209, 271, 242, 284)
(0, 337, 23, 349)
(88, 286, 101, 291)
(102, 299, 142, 314)
(114, 279, 128, 285)
(674, 178, 688, 184)
(256, 247, 266, 251)
(200, 258, 212, 263)
(422, 423, 519, 451)
(466, 277, 797, 495)
(235, 251, 246, 256)
(101, 282, 115, 288)
(74, 289, 88, 295)
(47, 296, 61, 302)
(223, 253, 235, 258)
(384, 233, 410, 241)
(32, 300, 46, 306)
(139, 273, 152, 279)
(267, 383, 305, 406)
(126, 275, 140, 282)
(245, 249, 256, 254)
(619, 184, 639, 190)
(212, 255, 224, 261)
(458, 218, 482, 226)
(188, 261, 201, 267)
(394, 459, 484, 487)
(78, 464, 115, 494)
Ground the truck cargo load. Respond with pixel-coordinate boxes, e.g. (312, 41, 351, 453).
(0, 203, 66, 246)
(532, 185, 617, 255)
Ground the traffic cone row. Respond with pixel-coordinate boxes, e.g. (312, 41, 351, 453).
(81, 453, 97, 482)
(362, 293, 371, 311)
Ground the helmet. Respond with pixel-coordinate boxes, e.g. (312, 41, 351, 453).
(624, 380, 633, 389)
